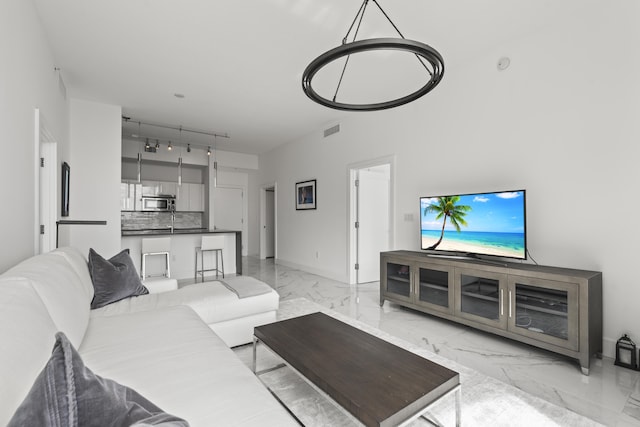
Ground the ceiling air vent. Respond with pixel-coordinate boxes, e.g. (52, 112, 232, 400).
(323, 124, 340, 138)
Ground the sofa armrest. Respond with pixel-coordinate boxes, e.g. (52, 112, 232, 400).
(142, 278, 178, 294)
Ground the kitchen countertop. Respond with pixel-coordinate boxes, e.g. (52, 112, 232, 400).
(121, 228, 240, 237)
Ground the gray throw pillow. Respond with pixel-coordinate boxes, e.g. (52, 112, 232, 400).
(8, 332, 189, 427)
(88, 248, 149, 309)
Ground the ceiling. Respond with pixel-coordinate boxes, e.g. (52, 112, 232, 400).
(33, 0, 579, 155)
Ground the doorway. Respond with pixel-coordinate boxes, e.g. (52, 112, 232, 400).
(349, 158, 394, 284)
(212, 186, 246, 255)
(260, 184, 276, 259)
(35, 109, 58, 254)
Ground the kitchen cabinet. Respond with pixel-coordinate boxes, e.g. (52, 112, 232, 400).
(380, 250, 602, 375)
(176, 183, 204, 212)
(141, 180, 159, 196)
(188, 183, 204, 211)
(159, 181, 177, 196)
(120, 181, 141, 211)
(175, 184, 189, 211)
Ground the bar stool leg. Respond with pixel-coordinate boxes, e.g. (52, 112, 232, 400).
(215, 250, 219, 279)
(194, 248, 198, 282)
(220, 250, 224, 278)
(165, 252, 171, 278)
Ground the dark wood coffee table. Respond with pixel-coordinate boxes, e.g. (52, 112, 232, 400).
(253, 312, 460, 427)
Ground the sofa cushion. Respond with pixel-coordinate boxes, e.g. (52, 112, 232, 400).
(1, 252, 91, 349)
(0, 277, 58, 427)
(79, 306, 297, 426)
(91, 281, 279, 325)
(88, 248, 148, 309)
(8, 332, 189, 427)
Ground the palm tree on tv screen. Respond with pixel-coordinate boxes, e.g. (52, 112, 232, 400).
(424, 196, 472, 250)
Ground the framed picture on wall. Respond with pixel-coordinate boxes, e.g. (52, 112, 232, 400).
(296, 179, 316, 210)
(61, 162, 70, 217)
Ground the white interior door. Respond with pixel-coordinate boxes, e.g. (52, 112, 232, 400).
(36, 109, 58, 254)
(212, 187, 244, 254)
(39, 142, 57, 253)
(356, 164, 390, 283)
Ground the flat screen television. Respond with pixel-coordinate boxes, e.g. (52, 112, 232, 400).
(420, 190, 526, 260)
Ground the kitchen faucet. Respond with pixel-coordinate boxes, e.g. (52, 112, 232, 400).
(168, 210, 175, 234)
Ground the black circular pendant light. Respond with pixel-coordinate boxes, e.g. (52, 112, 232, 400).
(301, 0, 444, 112)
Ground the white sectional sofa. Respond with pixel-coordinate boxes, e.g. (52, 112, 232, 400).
(0, 247, 297, 426)
(96, 274, 280, 348)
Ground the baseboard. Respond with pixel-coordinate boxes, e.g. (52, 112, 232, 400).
(602, 337, 615, 359)
(275, 259, 347, 283)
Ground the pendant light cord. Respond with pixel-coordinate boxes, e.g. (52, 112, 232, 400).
(333, 0, 370, 103)
(371, 0, 432, 75)
(332, 0, 433, 103)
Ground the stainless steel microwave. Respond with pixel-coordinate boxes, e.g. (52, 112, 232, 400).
(141, 196, 175, 211)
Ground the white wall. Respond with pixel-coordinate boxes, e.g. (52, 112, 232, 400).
(59, 99, 122, 258)
(254, 2, 640, 355)
(0, 0, 69, 272)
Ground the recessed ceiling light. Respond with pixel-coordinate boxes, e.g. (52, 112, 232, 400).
(174, 93, 185, 99)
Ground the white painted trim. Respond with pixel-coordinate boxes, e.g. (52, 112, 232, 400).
(346, 155, 396, 285)
(259, 182, 277, 260)
(33, 109, 40, 255)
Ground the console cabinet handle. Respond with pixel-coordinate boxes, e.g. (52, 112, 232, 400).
(508, 290, 512, 318)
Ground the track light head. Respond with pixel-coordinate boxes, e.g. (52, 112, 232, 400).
(207, 146, 211, 156)
(167, 141, 172, 151)
(187, 144, 191, 153)
(155, 140, 160, 149)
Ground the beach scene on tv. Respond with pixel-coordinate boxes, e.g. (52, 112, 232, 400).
(420, 191, 526, 259)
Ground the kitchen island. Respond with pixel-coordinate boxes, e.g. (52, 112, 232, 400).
(121, 228, 241, 281)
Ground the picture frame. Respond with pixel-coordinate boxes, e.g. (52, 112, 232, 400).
(61, 162, 70, 217)
(296, 179, 316, 210)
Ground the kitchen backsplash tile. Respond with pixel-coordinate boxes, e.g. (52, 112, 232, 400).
(121, 211, 203, 230)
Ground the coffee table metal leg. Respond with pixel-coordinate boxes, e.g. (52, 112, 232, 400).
(252, 336, 258, 373)
(455, 385, 461, 427)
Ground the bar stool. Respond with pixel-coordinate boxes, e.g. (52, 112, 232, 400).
(141, 237, 171, 279)
(195, 235, 225, 282)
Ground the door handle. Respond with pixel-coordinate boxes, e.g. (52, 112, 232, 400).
(508, 290, 512, 318)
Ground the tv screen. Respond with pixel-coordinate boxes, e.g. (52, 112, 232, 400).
(420, 190, 526, 260)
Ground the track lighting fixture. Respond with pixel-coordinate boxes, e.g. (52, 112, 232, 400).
(145, 138, 150, 150)
(168, 141, 172, 151)
(155, 140, 160, 149)
(207, 146, 211, 156)
(187, 144, 191, 153)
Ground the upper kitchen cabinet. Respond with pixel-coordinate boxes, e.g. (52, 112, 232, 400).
(120, 181, 141, 211)
(140, 180, 178, 197)
(176, 183, 205, 212)
(159, 181, 177, 197)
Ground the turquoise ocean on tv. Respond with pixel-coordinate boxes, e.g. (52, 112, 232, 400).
(421, 230, 525, 253)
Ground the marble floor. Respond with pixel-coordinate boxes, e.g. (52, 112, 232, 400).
(238, 256, 640, 427)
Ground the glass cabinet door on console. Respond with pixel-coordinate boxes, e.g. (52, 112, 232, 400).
(382, 260, 413, 303)
(455, 268, 508, 329)
(507, 277, 579, 351)
(416, 266, 454, 314)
